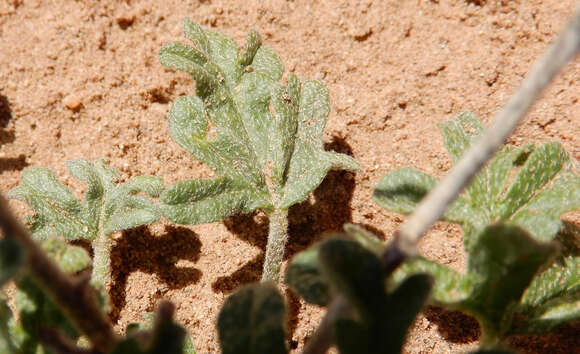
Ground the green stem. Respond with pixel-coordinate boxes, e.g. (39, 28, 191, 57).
(262, 208, 289, 282)
(91, 231, 111, 301)
(0, 194, 117, 352)
(0, 296, 17, 354)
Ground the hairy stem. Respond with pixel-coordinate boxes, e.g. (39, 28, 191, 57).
(90, 231, 112, 304)
(0, 194, 117, 353)
(303, 5, 580, 353)
(262, 208, 289, 282)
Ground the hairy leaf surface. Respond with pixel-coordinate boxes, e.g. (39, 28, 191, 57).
(217, 283, 286, 354)
(376, 113, 580, 339)
(8, 159, 162, 241)
(159, 21, 358, 224)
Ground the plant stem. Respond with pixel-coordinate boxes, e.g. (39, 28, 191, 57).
(0, 194, 117, 353)
(91, 231, 112, 294)
(262, 208, 289, 282)
(302, 5, 580, 353)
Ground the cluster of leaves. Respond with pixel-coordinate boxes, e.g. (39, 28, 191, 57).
(218, 230, 432, 354)
(158, 19, 358, 281)
(7, 159, 162, 292)
(0, 237, 89, 353)
(2, 20, 580, 354)
(158, 19, 357, 224)
(0, 236, 196, 354)
(373, 113, 580, 348)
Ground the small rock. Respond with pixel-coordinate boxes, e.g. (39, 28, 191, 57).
(117, 14, 136, 30)
(63, 94, 82, 112)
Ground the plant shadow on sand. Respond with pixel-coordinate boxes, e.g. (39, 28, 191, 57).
(424, 221, 580, 352)
(0, 94, 27, 173)
(211, 136, 376, 341)
(109, 225, 203, 322)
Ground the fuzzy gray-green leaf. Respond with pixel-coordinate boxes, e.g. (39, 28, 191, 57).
(159, 43, 217, 97)
(284, 245, 330, 306)
(438, 111, 484, 162)
(218, 283, 286, 354)
(160, 177, 268, 224)
(40, 237, 91, 273)
(184, 19, 210, 55)
(514, 224, 580, 333)
(462, 224, 557, 337)
(392, 257, 470, 305)
(7, 167, 88, 241)
(373, 167, 472, 223)
(373, 168, 438, 214)
(238, 30, 261, 67)
(499, 143, 569, 219)
(160, 22, 358, 224)
(280, 80, 358, 207)
(9, 160, 161, 242)
(509, 171, 580, 242)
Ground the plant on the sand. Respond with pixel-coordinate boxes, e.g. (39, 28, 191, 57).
(7, 159, 163, 296)
(219, 232, 433, 354)
(373, 113, 580, 348)
(0, 197, 196, 354)
(158, 20, 358, 282)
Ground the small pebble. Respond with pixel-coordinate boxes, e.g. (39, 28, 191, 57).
(63, 94, 82, 112)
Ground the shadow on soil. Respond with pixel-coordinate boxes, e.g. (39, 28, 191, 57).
(109, 225, 202, 322)
(0, 94, 28, 173)
(424, 306, 481, 343)
(212, 136, 358, 338)
(212, 136, 358, 294)
(507, 322, 580, 353)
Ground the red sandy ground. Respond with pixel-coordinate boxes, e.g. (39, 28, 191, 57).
(1, 0, 579, 352)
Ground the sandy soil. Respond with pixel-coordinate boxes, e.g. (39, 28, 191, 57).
(1, 0, 579, 353)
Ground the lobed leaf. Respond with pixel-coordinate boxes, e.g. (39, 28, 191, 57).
(7, 167, 87, 241)
(8, 159, 162, 241)
(513, 224, 580, 333)
(375, 113, 580, 340)
(159, 21, 358, 227)
(461, 224, 557, 338)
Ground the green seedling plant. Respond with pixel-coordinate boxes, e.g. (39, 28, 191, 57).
(3, 5, 580, 353)
(7, 159, 163, 297)
(158, 20, 359, 282)
(373, 113, 580, 348)
(219, 232, 433, 354)
(1, 237, 91, 353)
(0, 200, 196, 354)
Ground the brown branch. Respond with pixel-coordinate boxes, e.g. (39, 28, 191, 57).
(38, 328, 97, 354)
(0, 194, 118, 353)
(303, 3, 580, 353)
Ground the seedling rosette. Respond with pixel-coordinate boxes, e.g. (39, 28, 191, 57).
(7, 159, 163, 297)
(373, 113, 580, 348)
(158, 20, 358, 281)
